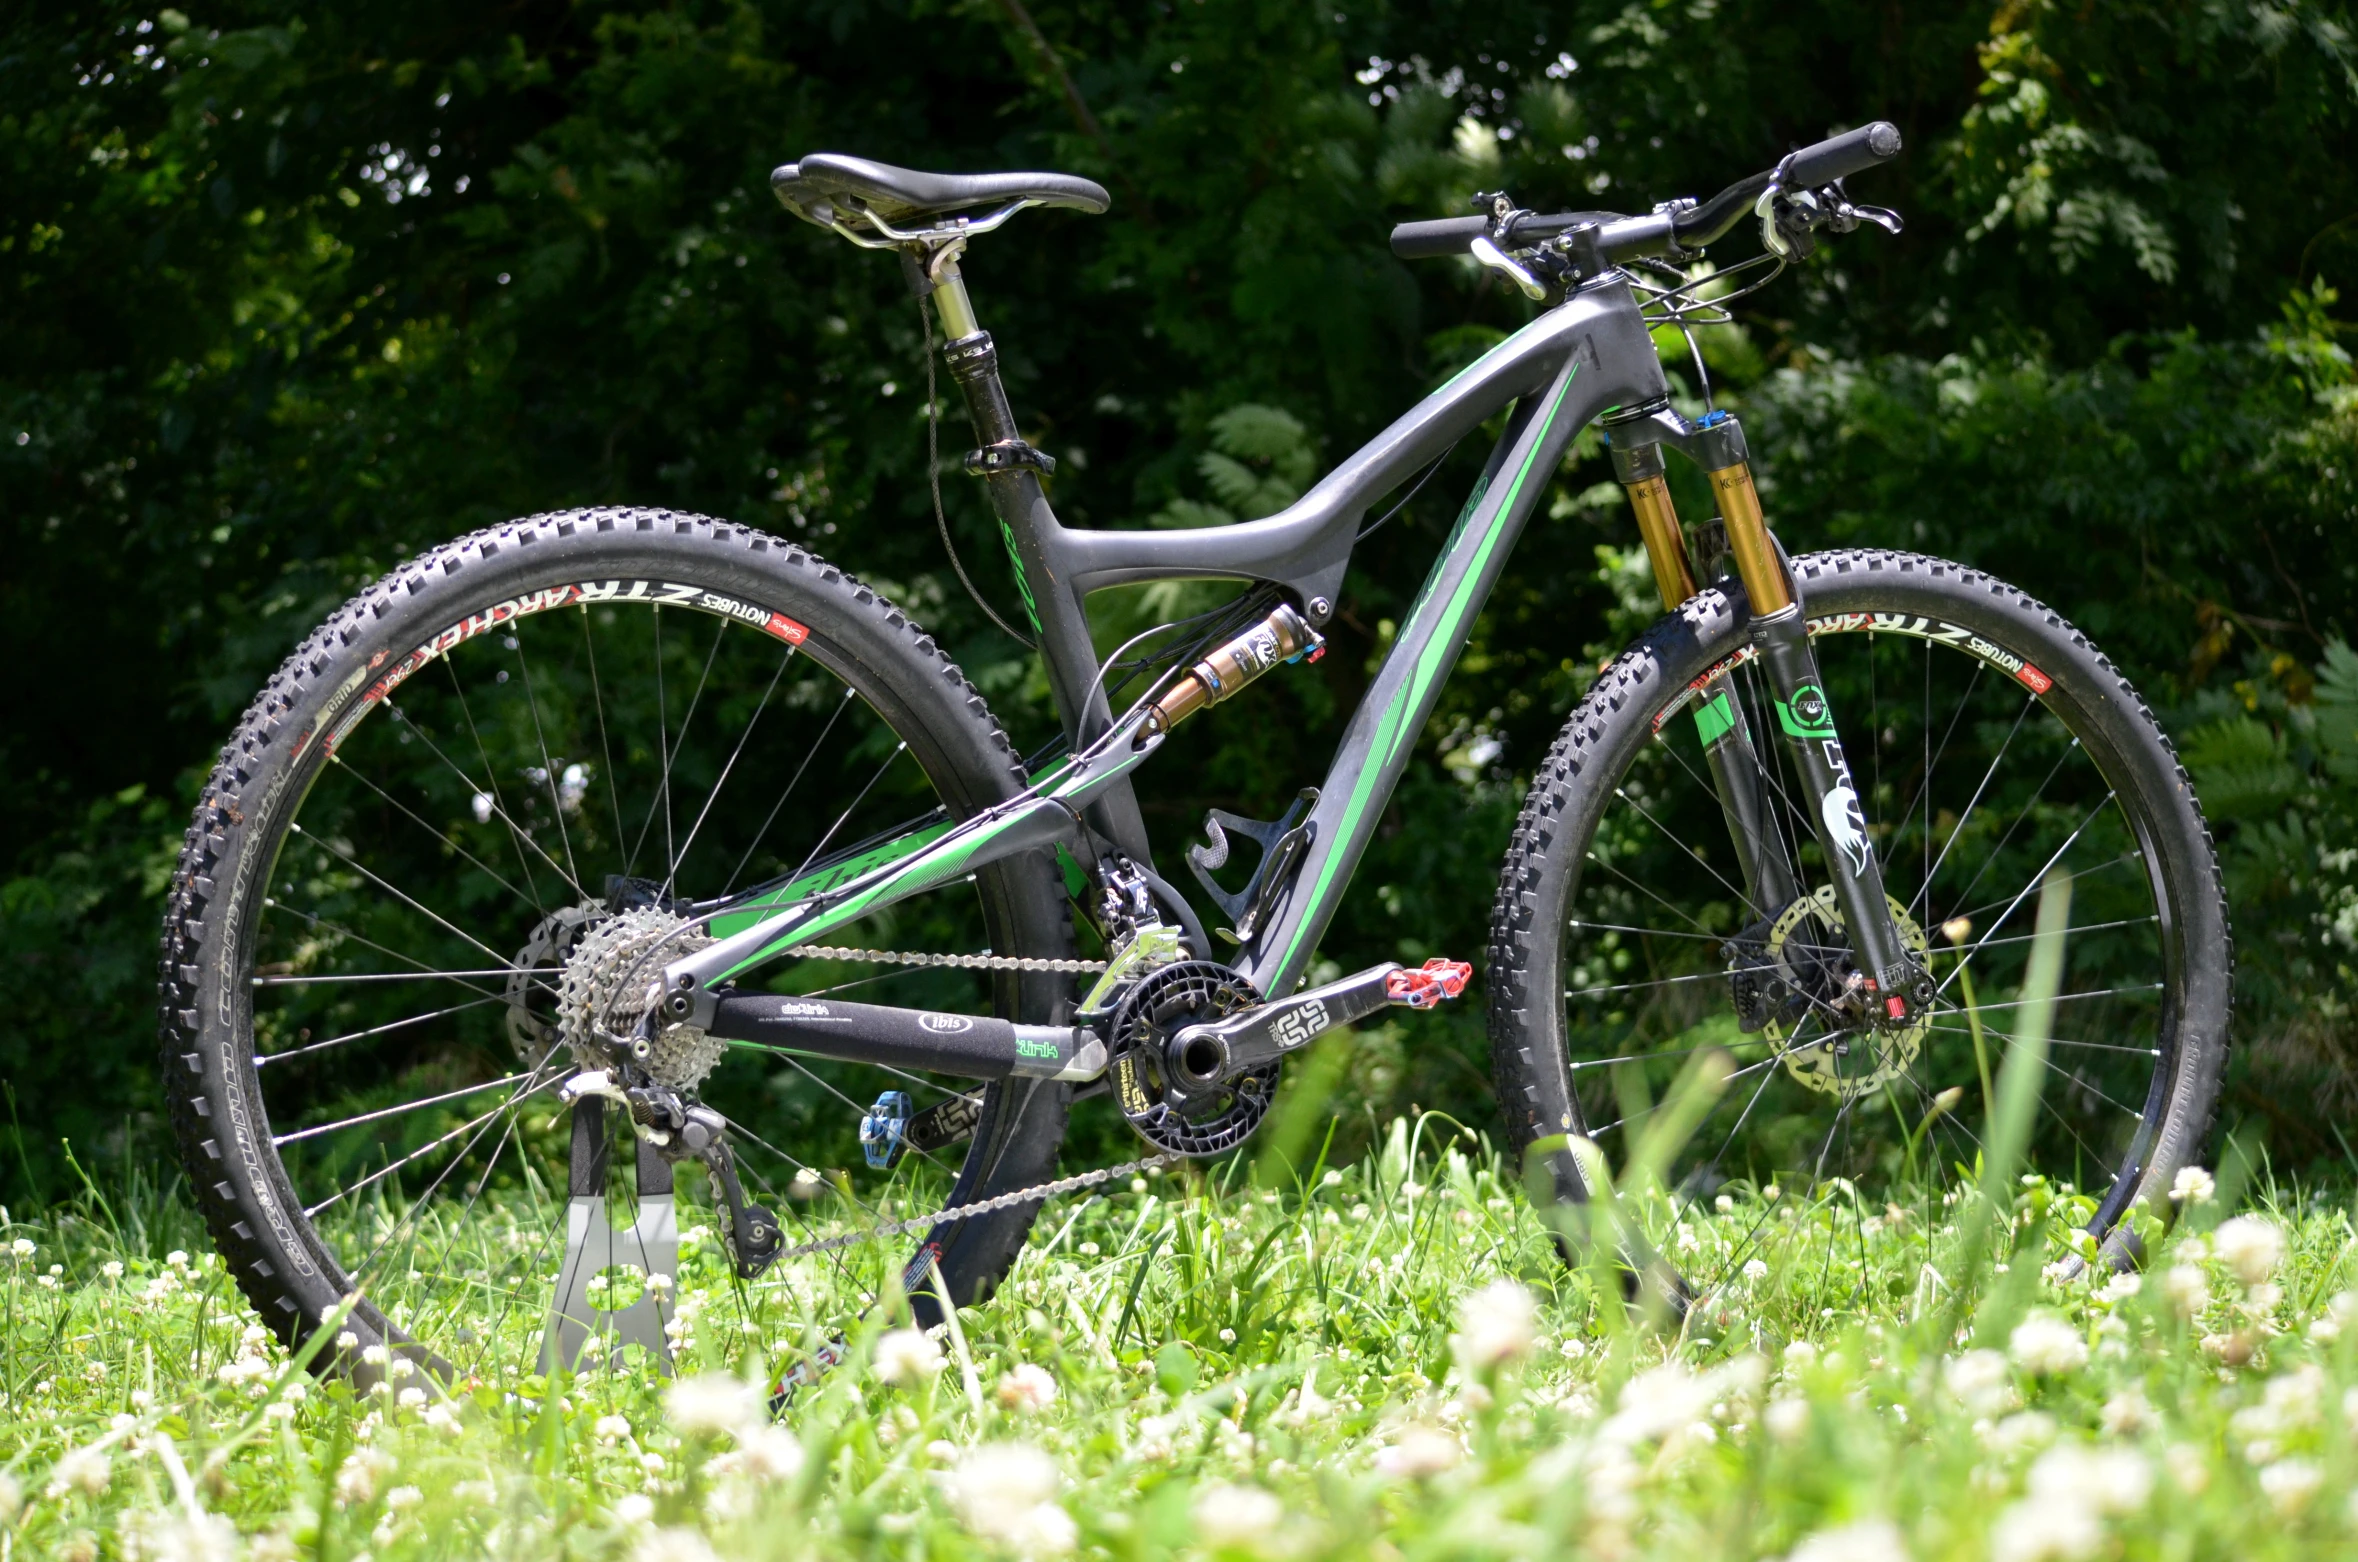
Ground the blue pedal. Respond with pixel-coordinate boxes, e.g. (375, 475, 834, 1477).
(860, 1090, 914, 1170)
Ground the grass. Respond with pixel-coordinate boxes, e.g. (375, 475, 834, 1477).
(3, 1113, 2357, 1562)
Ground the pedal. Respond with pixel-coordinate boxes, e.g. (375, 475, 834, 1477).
(861, 1091, 914, 1169)
(1383, 958, 1473, 1009)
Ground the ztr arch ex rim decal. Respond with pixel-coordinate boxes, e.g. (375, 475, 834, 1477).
(1650, 611, 2056, 735)
(304, 580, 813, 763)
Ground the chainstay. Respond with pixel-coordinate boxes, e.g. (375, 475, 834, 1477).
(780, 943, 1108, 974)
(760, 1152, 1176, 1270)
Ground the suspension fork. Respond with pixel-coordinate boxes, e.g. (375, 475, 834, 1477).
(1607, 406, 1930, 1019)
(1609, 422, 1797, 916)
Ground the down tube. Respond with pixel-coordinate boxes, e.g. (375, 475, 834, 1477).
(1238, 355, 1601, 997)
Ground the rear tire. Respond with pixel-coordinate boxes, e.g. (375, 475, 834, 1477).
(159, 508, 1074, 1374)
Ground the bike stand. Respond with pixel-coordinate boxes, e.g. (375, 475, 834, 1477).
(543, 1099, 677, 1375)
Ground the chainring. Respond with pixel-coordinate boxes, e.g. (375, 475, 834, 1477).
(1761, 885, 1931, 1099)
(1106, 961, 1276, 1157)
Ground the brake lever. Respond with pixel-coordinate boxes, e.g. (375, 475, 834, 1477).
(1470, 234, 1549, 300)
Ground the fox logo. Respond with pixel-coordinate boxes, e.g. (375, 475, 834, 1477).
(1823, 781, 1870, 876)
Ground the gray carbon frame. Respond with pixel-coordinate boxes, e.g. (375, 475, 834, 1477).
(667, 276, 1671, 1004)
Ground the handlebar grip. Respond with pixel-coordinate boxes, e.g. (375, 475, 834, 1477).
(1390, 215, 1491, 259)
(1784, 121, 1902, 189)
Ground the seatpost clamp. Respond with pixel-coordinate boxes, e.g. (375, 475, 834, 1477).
(963, 439, 1058, 478)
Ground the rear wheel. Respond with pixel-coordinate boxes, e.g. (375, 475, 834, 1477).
(1489, 550, 2230, 1304)
(159, 508, 1077, 1381)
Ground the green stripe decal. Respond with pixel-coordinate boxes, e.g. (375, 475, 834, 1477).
(1694, 691, 1736, 748)
(721, 813, 1017, 979)
(706, 820, 956, 941)
(1272, 366, 1579, 979)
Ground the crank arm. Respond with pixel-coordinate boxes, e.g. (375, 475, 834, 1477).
(1175, 958, 1473, 1079)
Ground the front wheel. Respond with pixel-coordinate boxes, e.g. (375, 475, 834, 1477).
(1488, 550, 2230, 1301)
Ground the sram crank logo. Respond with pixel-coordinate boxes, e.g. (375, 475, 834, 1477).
(323, 579, 811, 756)
(918, 1013, 975, 1034)
(1268, 999, 1330, 1051)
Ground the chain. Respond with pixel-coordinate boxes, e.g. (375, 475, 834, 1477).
(779, 944, 1107, 975)
(760, 1152, 1174, 1269)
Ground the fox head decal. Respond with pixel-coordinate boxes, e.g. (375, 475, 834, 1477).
(1823, 782, 1870, 877)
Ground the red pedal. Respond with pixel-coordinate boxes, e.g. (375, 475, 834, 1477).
(1385, 958, 1474, 1009)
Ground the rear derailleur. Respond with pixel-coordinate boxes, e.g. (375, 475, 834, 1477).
(561, 1068, 784, 1280)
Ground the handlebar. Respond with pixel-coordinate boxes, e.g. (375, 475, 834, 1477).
(1388, 120, 1901, 264)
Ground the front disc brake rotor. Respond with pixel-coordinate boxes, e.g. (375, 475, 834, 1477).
(1763, 885, 1931, 1099)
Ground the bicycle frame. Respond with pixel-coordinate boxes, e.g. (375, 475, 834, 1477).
(661, 265, 1927, 1032)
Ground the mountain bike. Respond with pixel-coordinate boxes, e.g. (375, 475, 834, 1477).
(160, 119, 2229, 1387)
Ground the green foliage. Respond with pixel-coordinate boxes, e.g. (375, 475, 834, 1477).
(6, 0, 2358, 1196)
(4, 1124, 2358, 1558)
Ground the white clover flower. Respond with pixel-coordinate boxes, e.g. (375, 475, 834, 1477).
(8, 1239, 33, 1259)
(1743, 1258, 1770, 1281)
(2029, 1444, 2151, 1515)
(2099, 1389, 2151, 1437)
(1452, 1279, 1538, 1371)
(262, 1401, 297, 1423)
(1784, 1516, 1907, 1562)
(1765, 1397, 1811, 1442)
(2097, 1273, 2142, 1305)
(2260, 1458, 2323, 1515)
(734, 1425, 806, 1481)
(948, 1443, 1071, 1552)
(613, 1493, 656, 1526)
(665, 1372, 761, 1438)
(2213, 1216, 2286, 1287)
(45, 1447, 110, 1499)
(0, 1472, 20, 1524)
(1988, 1495, 2101, 1562)
(165, 1249, 188, 1269)
(595, 1413, 634, 1444)
(1944, 1350, 2014, 1414)
(396, 1387, 427, 1410)
(873, 1327, 944, 1387)
(1192, 1483, 1285, 1551)
(2010, 1314, 2089, 1376)
(2162, 1443, 2211, 1495)
(1372, 1425, 1461, 1479)
(2169, 1166, 2215, 1205)
(335, 1330, 360, 1351)
(385, 1485, 423, 1512)
(2160, 1265, 2210, 1319)
(334, 1448, 392, 1507)
(634, 1527, 723, 1562)
(100, 1261, 123, 1280)
(1984, 1411, 2058, 1456)
(996, 1363, 1059, 1413)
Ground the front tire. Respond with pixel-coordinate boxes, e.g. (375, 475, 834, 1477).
(1489, 550, 2230, 1295)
